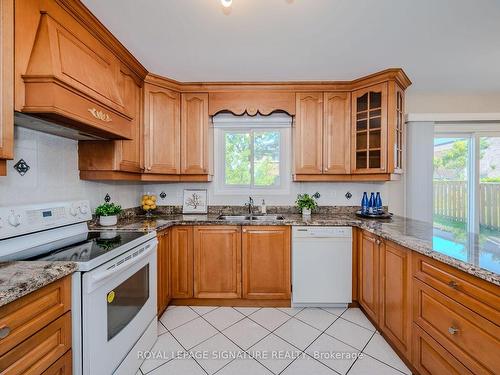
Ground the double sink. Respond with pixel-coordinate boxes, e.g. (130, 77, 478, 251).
(217, 214, 285, 222)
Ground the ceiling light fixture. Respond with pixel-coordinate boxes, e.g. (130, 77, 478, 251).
(221, 0, 232, 8)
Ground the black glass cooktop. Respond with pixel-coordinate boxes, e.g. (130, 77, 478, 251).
(26, 231, 146, 263)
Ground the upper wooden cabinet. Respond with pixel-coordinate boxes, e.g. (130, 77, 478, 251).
(351, 83, 388, 174)
(143, 83, 181, 174)
(323, 92, 351, 174)
(181, 93, 212, 176)
(78, 70, 143, 175)
(294, 93, 323, 175)
(193, 226, 241, 299)
(242, 226, 291, 300)
(0, 0, 14, 176)
(351, 82, 405, 176)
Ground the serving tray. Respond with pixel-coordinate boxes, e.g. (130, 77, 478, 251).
(355, 210, 393, 219)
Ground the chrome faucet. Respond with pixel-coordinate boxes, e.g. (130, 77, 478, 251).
(245, 196, 254, 215)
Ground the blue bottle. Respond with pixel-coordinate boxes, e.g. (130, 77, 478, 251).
(368, 193, 375, 214)
(361, 192, 369, 214)
(375, 192, 383, 214)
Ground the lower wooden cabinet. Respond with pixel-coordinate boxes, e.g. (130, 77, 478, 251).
(412, 324, 473, 375)
(358, 230, 380, 323)
(170, 226, 194, 299)
(157, 229, 171, 315)
(193, 226, 241, 299)
(0, 276, 72, 375)
(379, 241, 412, 359)
(242, 226, 291, 300)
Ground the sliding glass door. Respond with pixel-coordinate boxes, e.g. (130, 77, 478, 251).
(433, 132, 500, 271)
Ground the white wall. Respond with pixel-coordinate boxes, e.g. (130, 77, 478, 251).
(406, 92, 500, 113)
(0, 127, 143, 210)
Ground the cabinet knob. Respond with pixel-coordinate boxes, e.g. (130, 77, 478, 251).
(242, 229, 247, 233)
(448, 326, 459, 335)
(376, 239, 381, 245)
(448, 280, 459, 289)
(0, 325, 11, 339)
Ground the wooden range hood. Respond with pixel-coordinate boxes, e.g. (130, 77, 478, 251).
(20, 11, 135, 140)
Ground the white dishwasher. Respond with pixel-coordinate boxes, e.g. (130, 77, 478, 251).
(292, 226, 352, 307)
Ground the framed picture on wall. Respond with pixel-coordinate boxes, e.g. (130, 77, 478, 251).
(182, 189, 208, 214)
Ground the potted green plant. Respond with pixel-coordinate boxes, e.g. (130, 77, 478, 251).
(95, 202, 122, 226)
(295, 192, 321, 217)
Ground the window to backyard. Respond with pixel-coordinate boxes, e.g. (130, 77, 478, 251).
(213, 114, 291, 194)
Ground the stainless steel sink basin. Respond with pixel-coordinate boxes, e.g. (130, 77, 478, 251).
(217, 215, 251, 221)
(217, 215, 284, 221)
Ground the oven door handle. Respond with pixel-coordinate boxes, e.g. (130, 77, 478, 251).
(91, 245, 154, 284)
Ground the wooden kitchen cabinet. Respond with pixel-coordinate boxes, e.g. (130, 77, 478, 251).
(157, 229, 171, 315)
(242, 226, 291, 300)
(351, 83, 388, 174)
(170, 226, 194, 299)
(379, 241, 412, 360)
(0, 276, 72, 375)
(0, 0, 14, 176)
(294, 92, 323, 175)
(143, 83, 181, 174)
(78, 70, 143, 175)
(358, 230, 380, 324)
(323, 92, 351, 174)
(181, 93, 212, 178)
(193, 226, 241, 299)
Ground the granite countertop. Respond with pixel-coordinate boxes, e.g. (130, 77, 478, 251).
(93, 213, 500, 286)
(0, 261, 77, 307)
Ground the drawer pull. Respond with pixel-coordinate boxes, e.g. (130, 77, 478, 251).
(448, 326, 459, 335)
(448, 280, 459, 289)
(0, 325, 11, 339)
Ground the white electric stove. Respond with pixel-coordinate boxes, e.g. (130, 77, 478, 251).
(0, 200, 158, 375)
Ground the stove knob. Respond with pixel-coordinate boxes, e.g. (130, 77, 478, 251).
(69, 206, 78, 217)
(8, 213, 21, 227)
(79, 204, 89, 215)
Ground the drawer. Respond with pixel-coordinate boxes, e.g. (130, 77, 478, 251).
(412, 253, 500, 323)
(0, 276, 71, 356)
(412, 324, 473, 375)
(0, 312, 72, 375)
(413, 279, 500, 374)
(41, 350, 72, 375)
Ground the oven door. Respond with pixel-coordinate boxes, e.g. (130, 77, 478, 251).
(82, 238, 157, 375)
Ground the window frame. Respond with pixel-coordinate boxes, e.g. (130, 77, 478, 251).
(213, 125, 291, 196)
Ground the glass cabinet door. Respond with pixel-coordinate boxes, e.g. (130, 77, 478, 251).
(352, 83, 387, 173)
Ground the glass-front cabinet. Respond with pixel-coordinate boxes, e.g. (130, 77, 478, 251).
(351, 83, 388, 174)
(351, 81, 405, 176)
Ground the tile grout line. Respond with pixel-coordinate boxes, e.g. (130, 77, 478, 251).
(343, 329, 377, 374)
(277, 312, 344, 375)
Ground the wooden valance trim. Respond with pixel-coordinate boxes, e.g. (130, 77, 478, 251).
(208, 91, 295, 116)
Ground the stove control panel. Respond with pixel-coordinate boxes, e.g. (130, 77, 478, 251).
(0, 200, 92, 239)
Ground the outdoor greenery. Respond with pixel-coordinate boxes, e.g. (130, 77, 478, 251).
(224, 131, 280, 187)
(95, 202, 122, 217)
(295, 192, 321, 212)
(433, 138, 490, 180)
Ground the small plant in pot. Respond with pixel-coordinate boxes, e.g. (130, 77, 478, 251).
(295, 192, 321, 217)
(95, 202, 122, 226)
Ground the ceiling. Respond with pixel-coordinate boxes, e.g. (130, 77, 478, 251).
(82, 0, 500, 93)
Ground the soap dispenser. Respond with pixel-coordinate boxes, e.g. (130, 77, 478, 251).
(261, 199, 267, 214)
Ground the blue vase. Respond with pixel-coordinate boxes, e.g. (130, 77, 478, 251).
(361, 192, 369, 214)
(368, 193, 375, 214)
(375, 192, 383, 214)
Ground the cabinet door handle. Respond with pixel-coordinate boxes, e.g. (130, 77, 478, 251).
(0, 325, 11, 339)
(448, 326, 459, 335)
(448, 280, 459, 289)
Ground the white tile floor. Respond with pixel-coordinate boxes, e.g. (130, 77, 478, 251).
(139, 306, 412, 375)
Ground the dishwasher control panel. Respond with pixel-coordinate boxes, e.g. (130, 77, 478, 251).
(292, 226, 352, 238)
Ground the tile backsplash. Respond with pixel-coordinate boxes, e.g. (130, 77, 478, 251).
(0, 127, 142, 210)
